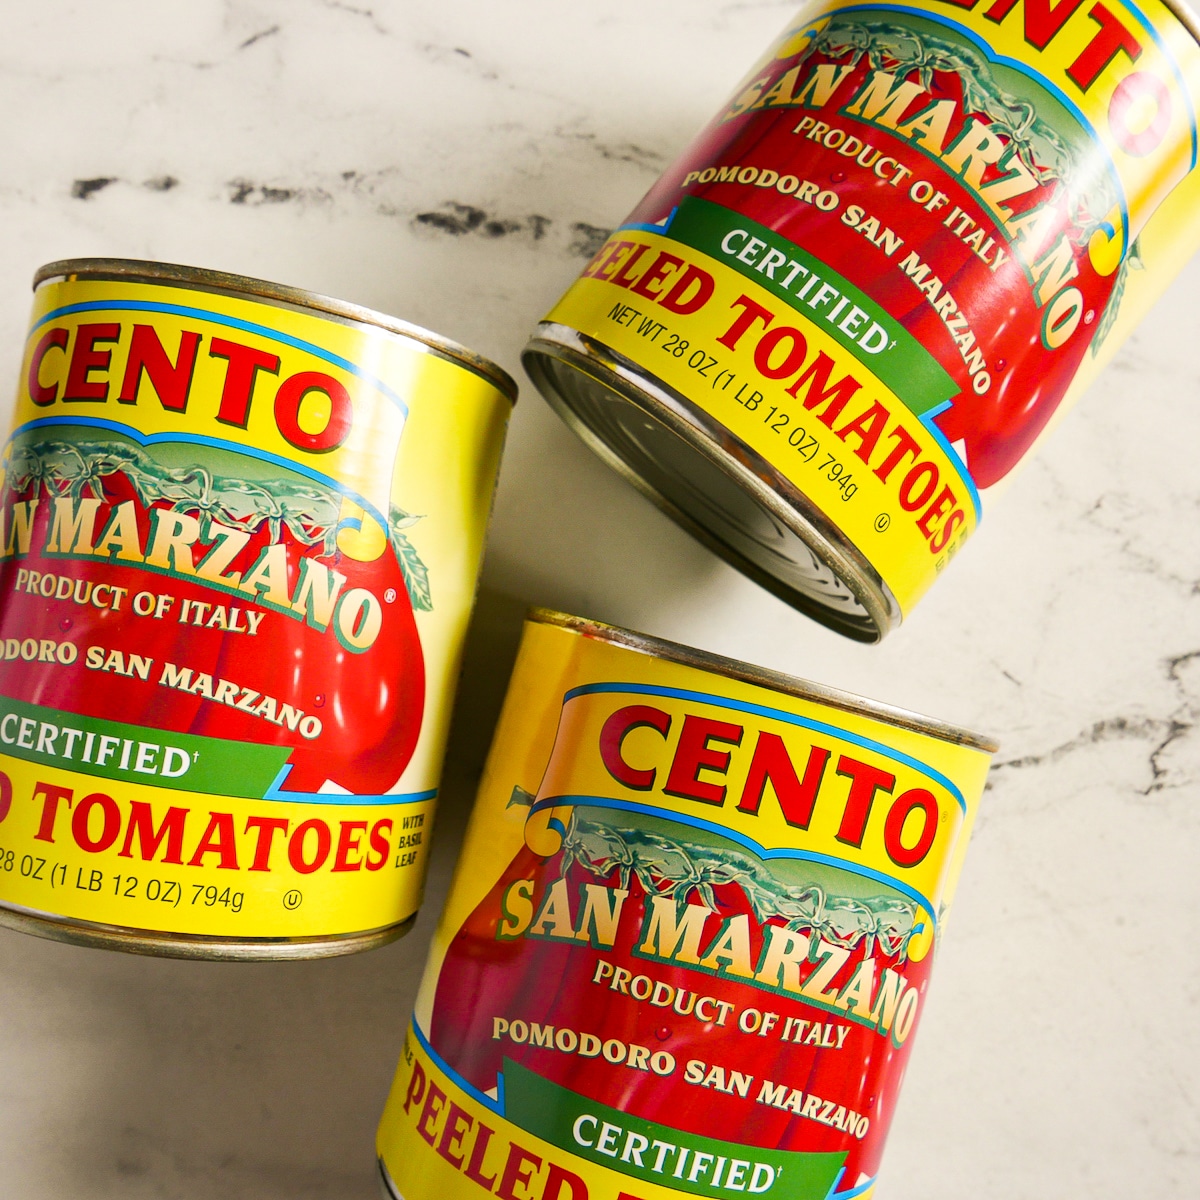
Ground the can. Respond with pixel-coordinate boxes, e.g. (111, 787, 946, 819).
(524, 0, 1200, 641)
(0, 258, 515, 958)
(376, 609, 996, 1200)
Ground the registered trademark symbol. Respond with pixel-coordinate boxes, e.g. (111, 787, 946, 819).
(283, 890, 303, 910)
(384, 588, 397, 603)
(874, 513, 891, 532)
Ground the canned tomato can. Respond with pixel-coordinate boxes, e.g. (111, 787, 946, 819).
(0, 259, 515, 958)
(525, 0, 1200, 640)
(376, 609, 996, 1200)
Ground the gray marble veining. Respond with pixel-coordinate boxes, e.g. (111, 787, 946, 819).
(0, 1, 1196, 1197)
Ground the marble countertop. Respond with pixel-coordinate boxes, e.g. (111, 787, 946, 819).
(0, 2, 1197, 1197)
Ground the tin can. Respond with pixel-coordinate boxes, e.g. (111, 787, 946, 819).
(376, 609, 996, 1200)
(524, 0, 1200, 640)
(0, 259, 515, 959)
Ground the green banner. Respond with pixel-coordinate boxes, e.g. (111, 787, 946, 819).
(0, 694, 291, 798)
(502, 1058, 845, 1199)
(661, 196, 958, 415)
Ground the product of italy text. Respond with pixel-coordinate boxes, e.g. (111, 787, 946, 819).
(376, 609, 997, 1200)
(0, 259, 514, 958)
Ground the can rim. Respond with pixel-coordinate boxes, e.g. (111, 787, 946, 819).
(528, 606, 999, 754)
(1162, 0, 1200, 44)
(524, 326, 899, 642)
(33, 257, 519, 405)
(0, 896, 416, 960)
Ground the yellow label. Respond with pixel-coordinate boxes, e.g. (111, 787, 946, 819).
(0, 752, 430, 937)
(524, 684, 965, 926)
(379, 617, 994, 1199)
(0, 274, 510, 942)
(536, 0, 1200, 623)
(379, 1032, 780, 1200)
(749, 0, 1200, 260)
(548, 234, 975, 614)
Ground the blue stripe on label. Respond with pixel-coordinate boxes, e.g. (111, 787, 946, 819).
(617, 206, 679, 235)
(410, 1018, 507, 1116)
(30, 298, 410, 417)
(920, 400, 981, 523)
(1119, 0, 1199, 168)
(826, 1166, 880, 1200)
(264, 763, 437, 806)
(562, 681, 968, 814)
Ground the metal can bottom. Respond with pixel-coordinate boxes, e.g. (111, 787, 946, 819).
(378, 1159, 405, 1200)
(0, 898, 415, 961)
(524, 324, 898, 642)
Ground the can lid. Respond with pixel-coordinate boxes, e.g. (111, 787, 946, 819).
(524, 328, 896, 642)
(34, 257, 519, 405)
(528, 607, 999, 755)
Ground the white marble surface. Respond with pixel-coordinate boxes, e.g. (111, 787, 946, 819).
(0, 1, 1197, 1197)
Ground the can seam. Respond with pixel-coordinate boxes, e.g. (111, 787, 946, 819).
(527, 606, 999, 754)
(524, 324, 901, 641)
(0, 898, 416, 960)
(377, 1159, 405, 1200)
(1160, 0, 1200, 44)
(33, 257, 519, 405)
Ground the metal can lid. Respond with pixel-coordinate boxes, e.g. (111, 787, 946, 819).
(524, 328, 894, 642)
(528, 606, 999, 755)
(34, 257, 519, 405)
